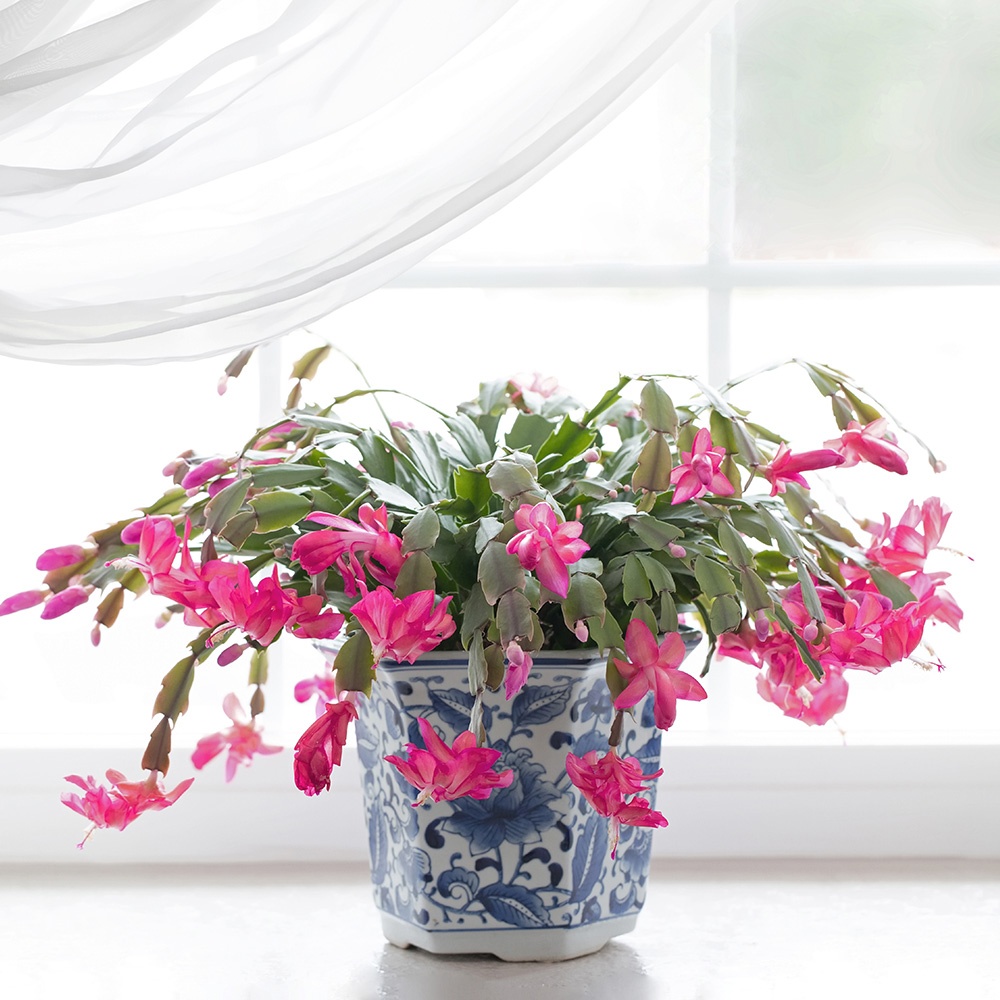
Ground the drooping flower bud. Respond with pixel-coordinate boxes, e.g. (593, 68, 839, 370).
(40, 585, 92, 620)
(0, 589, 46, 616)
(754, 609, 770, 642)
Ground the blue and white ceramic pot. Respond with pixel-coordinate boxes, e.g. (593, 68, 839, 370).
(353, 639, 699, 962)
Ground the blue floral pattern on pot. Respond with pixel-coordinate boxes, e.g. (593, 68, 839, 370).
(354, 648, 687, 938)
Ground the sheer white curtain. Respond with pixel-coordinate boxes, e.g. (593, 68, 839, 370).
(0, 0, 734, 363)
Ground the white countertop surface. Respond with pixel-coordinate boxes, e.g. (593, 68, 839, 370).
(3, 859, 998, 999)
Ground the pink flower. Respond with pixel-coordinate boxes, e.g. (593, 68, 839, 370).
(293, 699, 358, 796)
(509, 373, 561, 411)
(719, 625, 850, 726)
(565, 749, 668, 858)
(385, 717, 514, 806)
(758, 443, 845, 496)
(292, 503, 404, 594)
(865, 497, 951, 577)
(36, 545, 88, 571)
(504, 640, 533, 700)
(191, 694, 282, 781)
(294, 669, 339, 717)
(61, 769, 194, 848)
(825, 418, 908, 476)
(39, 585, 91, 620)
(0, 589, 46, 616)
(505, 501, 590, 599)
(208, 565, 292, 646)
(612, 620, 707, 731)
(350, 587, 455, 664)
(283, 592, 345, 641)
(669, 428, 735, 505)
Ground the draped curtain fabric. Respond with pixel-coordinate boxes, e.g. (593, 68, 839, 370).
(0, 0, 734, 364)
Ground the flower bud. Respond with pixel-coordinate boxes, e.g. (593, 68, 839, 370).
(36, 545, 88, 571)
(607, 489, 618, 499)
(573, 620, 589, 642)
(754, 609, 770, 642)
(583, 448, 600, 463)
(932, 460, 946, 474)
(40, 585, 91, 620)
(803, 620, 819, 642)
(0, 589, 46, 616)
(668, 542, 687, 559)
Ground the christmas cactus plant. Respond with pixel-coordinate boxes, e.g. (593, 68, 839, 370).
(4, 352, 962, 850)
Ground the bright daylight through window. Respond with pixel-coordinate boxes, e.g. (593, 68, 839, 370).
(1, 0, 996, 772)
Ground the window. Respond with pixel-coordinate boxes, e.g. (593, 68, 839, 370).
(2, 0, 996, 861)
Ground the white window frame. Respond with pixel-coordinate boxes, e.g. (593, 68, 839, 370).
(3, 12, 998, 864)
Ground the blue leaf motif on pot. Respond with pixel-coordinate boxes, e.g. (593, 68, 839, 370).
(510, 683, 575, 731)
(429, 687, 479, 732)
(581, 897, 602, 924)
(570, 812, 607, 903)
(618, 830, 654, 884)
(443, 744, 563, 854)
(571, 727, 612, 758)
(476, 883, 552, 929)
(368, 797, 389, 885)
(576, 678, 613, 723)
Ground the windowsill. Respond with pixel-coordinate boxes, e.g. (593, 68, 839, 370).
(3, 744, 998, 864)
(5, 858, 998, 997)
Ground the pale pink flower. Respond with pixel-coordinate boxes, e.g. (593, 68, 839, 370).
(669, 428, 735, 505)
(509, 372, 561, 411)
(758, 443, 845, 496)
(62, 769, 194, 848)
(295, 669, 339, 717)
(350, 586, 455, 664)
(612, 620, 707, 731)
(385, 717, 514, 806)
(191, 694, 282, 781)
(825, 418, 908, 476)
(292, 503, 404, 594)
(505, 501, 590, 599)
(293, 699, 358, 795)
(504, 640, 533, 700)
(36, 545, 88, 571)
(565, 749, 668, 857)
(0, 589, 46, 616)
(39, 585, 91, 620)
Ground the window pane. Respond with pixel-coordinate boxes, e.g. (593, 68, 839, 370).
(724, 287, 997, 743)
(425, 43, 710, 266)
(0, 356, 262, 747)
(735, 0, 1000, 261)
(305, 287, 709, 415)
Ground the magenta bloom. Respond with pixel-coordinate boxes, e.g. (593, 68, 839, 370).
(759, 443, 845, 496)
(62, 769, 194, 848)
(36, 545, 88, 571)
(292, 503, 404, 594)
(669, 428, 735, 505)
(208, 565, 292, 646)
(284, 592, 345, 641)
(385, 717, 514, 806)
(612, 620, 707, 731)
(825, 418, 908, 476)
(39, 585, 91, 620)
(565, 749, 668, 857)
(0, 589, 46, 616)
(865, 497, 951, 577)
(293, 699, 358, 796)
(350, 586, 455, 663)
(505, 501, 590, 599)
(191, 694, 282, 781)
